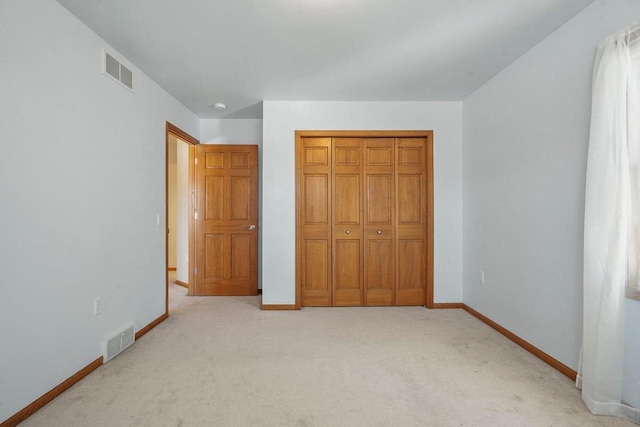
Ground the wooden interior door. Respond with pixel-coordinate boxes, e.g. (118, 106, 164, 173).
(395, 138, 427, 305)
(299, 137, 332, 306)
(332, 138, 363, 306)
(296, 131, 433, 308)
(364, 138, 395, 306)
(194, 145, 258, 296)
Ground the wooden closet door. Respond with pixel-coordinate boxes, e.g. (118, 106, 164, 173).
(299, 137, 332, 306)
(395, 137, 428, 305)
(363, 138, 395, 306)
(332, 138, 363, 306)
(296, 131, 433, 308)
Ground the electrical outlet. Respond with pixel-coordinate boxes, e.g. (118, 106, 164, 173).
(93, 297, 102, 315)
(480, 271, 485, 285)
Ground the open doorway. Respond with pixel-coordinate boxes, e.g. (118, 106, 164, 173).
(168, 135, 189, 293)
(165, 122, 199, 314)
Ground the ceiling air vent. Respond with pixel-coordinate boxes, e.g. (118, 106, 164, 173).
(102, 49, 133, 91)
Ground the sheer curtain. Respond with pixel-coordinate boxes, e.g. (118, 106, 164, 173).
(580, 24, 640, 425)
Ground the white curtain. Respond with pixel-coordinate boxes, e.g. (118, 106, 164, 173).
(580, 25, 640, 425)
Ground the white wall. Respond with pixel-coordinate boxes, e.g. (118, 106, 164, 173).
(200, 119, 263, 146)
(462, 0, 640, 370)
(0, 0, 199, 422)
(261, 101, 462, 305)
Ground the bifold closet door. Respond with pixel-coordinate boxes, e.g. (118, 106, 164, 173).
(332, 138, 363, 306)
(299, 137, 332, 306)
(363, 138, 395, 306)
(297, 133, 431, 307)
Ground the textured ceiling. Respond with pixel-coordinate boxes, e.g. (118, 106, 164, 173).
(57, 0, 594, 118)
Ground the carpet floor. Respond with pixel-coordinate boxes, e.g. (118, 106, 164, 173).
(20, 283, 633, 427)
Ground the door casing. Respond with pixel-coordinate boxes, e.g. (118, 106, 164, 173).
(165, 122, 199, 312)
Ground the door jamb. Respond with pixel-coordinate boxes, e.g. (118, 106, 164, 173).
(166, 122, 199, 315)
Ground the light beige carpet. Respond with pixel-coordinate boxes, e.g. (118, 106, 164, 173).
(21, 284, 633, 427)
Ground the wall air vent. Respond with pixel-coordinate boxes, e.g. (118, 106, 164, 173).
(102, 49, 133, 91)
(103, 323, 135, 362)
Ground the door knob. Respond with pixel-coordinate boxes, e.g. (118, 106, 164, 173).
(377, 230, 382, 234)
(248, 225, 256, 230)
(346, 230, 350, 234)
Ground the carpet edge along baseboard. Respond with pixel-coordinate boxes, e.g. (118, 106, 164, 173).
(461, 304, 577, 381)
(1, 312, 169, 427)
(1, 357, 103, 427)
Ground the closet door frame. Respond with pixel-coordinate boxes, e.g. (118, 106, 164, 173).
(295, 130, 434, 309)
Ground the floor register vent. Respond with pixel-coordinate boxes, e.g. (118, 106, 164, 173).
(103, 323, 135, 363)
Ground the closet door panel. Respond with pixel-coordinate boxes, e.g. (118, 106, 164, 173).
(396, 238, 425, 304)
(304, 175, 329, 224)
(304, 239, 329, 288)
(365, 173, 394, 305)
(395, 138, 427, 306)
(365, 238, 393, 305)
(300, 137, 332, 306)
(397, 175, 422, 224)
(333, 239, 362, 306)
(335, 175, 360, 224)
(332, 138, 363, 306)
(363, 138, 395, 306)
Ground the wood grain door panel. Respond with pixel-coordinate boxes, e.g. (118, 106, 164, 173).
(395, 138, 427, 305)
(364, 138, 395, 306)
(332, 138, 363, 306)
(365, 238, 393, 305)
(230, 176, 251, 220)
(300, 137, 332, 306)
(203, 233, 225, 280)
(204, 176, 224, 220)
(333, 239, 362, 306)
(195, 145, 258, 296)
(396, 238, 425, 305)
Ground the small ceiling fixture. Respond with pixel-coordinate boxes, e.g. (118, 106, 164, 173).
(211, 102, 226, 111)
